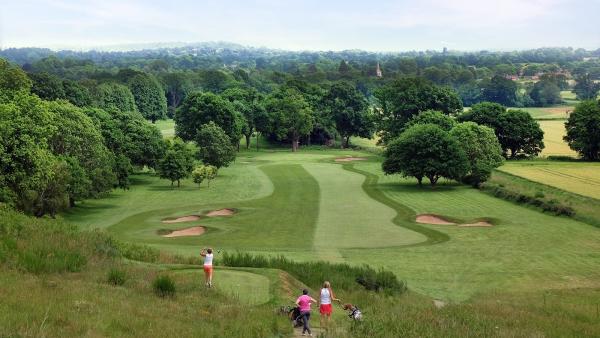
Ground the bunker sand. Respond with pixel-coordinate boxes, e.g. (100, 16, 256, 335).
(334, 157, 367, 162)
(162, 226, 205, 237)
(416, 214, 493, 227)
(416, 214, 455, 225)
(206, 208, 235, 217)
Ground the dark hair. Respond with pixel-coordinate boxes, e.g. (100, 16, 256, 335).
(302, 289, 308, 295)
(207, 248, 213, 254)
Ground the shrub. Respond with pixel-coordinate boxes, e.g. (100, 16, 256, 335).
(483, 183, 575, 217)
(221, 252, 407, 294)
(153, 275, 176, 297)
(107, 268, 127, 286)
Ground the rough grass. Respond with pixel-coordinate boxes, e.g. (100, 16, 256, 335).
(499, 160, 600, 199)
(487, 169, 600, 227)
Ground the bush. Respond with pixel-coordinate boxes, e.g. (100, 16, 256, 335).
(221, 252, 407, 294)
(107, 268, 127, 286)
(484, 183, 575, 217)
(153, 275, 176, 297)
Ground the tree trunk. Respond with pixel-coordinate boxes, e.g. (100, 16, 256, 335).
(417, 176, 423, 186)
(69, 196, 75, 208)
(245, 134, 251, 149)
(256, 133, 259, 151)
(292, 138, 299, 152)
(177, 180, 180, 187)
(345, 136, 351, 148)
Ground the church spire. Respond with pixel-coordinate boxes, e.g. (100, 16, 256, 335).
(375, 62, 382, 77)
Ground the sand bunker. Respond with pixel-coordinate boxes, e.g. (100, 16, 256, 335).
(416, 214, 494, 227)
(162, 226, 205, 238)
(162, 215, 201, 224)
(416, 214, 456, 225)
(206, 208, 235, 217)
(459, 221, 493, 227)
(334, 157, 367, 162)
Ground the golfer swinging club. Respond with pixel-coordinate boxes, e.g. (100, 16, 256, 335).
(200, 247, 214, 287)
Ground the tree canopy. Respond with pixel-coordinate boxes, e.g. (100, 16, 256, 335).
(264, 88, 314, 152)
(195, 122, 236, 168)
(374, 77, 462, 144)
(128, 73, 168, 123)
(449, 122, 504, 186)
(175, 92, 243, 145)
(564, 100, 600, 160)
(382, 124, 469, 186)
(322, 82, 374, 148)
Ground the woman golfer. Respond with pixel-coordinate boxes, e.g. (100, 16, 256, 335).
(296, 289, 317, 336)
(319, 281, 340, 329)
(200, 248, 214, 287)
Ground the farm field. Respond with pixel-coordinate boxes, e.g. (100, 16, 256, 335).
(538, 119, 577, 157)
(498, 161, 600, 199)
(515, 105, 573, 119)
(65, 150, 600, 302)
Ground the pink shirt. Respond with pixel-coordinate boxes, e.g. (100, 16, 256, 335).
(296, 295, 312, 312)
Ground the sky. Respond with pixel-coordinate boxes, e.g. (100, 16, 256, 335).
(1, 0, 599, 52)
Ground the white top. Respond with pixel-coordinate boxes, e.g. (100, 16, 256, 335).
(320, 288, 331, 305)
(203, 253, 213, 266)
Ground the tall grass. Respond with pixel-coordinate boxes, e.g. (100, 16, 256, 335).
(221, 252, 406, 294)
(0, 206, 115, 273)
(485, 170, 600, 227)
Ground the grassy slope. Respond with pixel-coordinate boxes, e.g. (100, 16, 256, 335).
(341, 161, 600, 301)
(499, 160, 600, 199)
(63, 163, 273, 230)
(104, 164, 320, 255)
(65, 149, 600, 302)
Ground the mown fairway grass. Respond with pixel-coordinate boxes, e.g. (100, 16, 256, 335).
(65, 149, 600, 302)
(499, 160, 600, 199)
(342, 161, 600, 300)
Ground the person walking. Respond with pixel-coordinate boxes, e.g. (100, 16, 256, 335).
(296, 289, 317, 336)
(200, 248, 214, 287)
(319, 281, 340, 330)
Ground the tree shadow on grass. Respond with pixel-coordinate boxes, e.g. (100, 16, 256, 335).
(378, 181, 464, 193)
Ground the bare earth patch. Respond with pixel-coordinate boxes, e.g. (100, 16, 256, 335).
(334, 157, 367, 162)
(416, 214, 456, 225)
(162, 226, 205, 237)
(459, 221, 493, 227)
(161, 215, 201, 224)
(206, 208, 235, 217)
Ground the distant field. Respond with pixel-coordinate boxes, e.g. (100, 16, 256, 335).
(538, 120, 577, 157)
(518, 106, 573, 119)
(499, 161, 600, 199)
(155, 119, 175, 138)
(560, 90, 579, 105)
